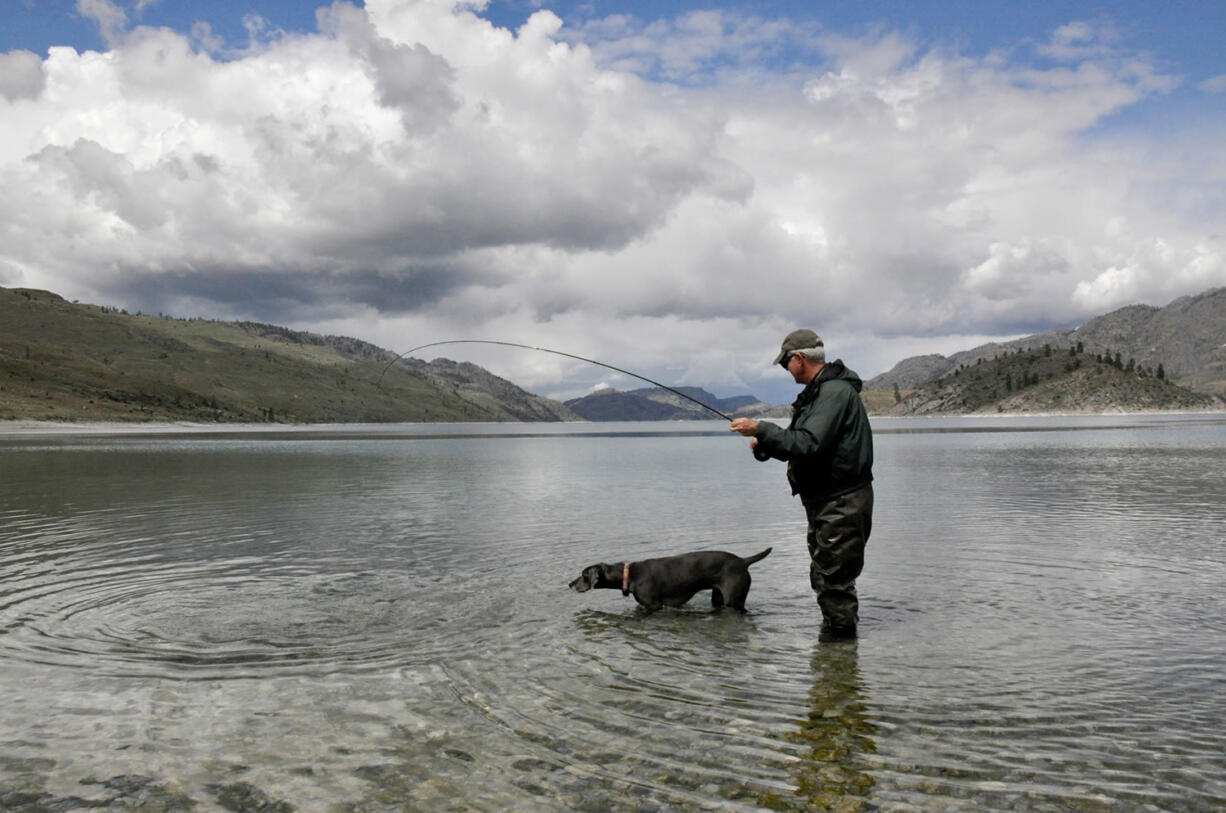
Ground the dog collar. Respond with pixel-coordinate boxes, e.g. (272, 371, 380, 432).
(621, 562, 631, 596)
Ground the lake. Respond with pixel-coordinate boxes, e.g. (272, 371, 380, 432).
(2, 414, 1224, 811)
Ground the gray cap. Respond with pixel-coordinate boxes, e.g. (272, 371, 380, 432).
(772, 329, 823, 366)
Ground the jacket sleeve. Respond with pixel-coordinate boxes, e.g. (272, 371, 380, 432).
(753, 382, 852, 461)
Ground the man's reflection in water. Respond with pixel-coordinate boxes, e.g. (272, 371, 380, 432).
(775, 642, 877, 811)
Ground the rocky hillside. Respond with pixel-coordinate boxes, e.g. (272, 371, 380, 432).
(887, 343, 1218, 416)
(868, 287, 1226, 398)
(565, 386, 769, 421)
(0, 287, 579, 423)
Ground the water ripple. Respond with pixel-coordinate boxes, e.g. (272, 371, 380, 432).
(0, 538, 510, 679)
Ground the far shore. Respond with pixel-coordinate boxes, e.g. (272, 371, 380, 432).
(0, 419, 266, 435)
(4, 409, 1225, 436)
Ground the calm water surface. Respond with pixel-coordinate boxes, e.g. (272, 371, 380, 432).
(2, 415, 1224, 811)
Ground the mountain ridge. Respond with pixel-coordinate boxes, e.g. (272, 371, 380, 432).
(1, 286, 579, 423)
(884, 343, 1218, 416)
(4, 284, 1223, 423)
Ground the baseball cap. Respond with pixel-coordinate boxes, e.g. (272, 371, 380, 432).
(772, 329, 823, 367)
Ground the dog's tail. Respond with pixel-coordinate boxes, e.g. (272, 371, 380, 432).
(744, 547, 772, 566)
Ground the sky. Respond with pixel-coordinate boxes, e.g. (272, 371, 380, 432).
(2, 1, 1224, 405)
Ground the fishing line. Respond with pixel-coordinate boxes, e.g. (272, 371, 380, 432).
(374, 339, 733, 421)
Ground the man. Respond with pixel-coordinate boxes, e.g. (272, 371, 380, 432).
(730, 329, 874, 641)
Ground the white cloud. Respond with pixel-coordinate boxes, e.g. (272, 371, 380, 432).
(76, 0, 129, 47)
(1199, 74, 1226, 94)
(1038, 20, 1103, 61)
(562, 9, 821, 84)
(188, 22, 224, 54)
(1073, 238, 1225, 311)
(1, 0, 1223, 404)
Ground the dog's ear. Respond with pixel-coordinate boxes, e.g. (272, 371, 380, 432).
(588, 564, 612, 588)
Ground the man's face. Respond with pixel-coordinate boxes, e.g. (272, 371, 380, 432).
(786, 352, 805, 383)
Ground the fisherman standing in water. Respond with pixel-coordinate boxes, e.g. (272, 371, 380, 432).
(730, 330, 874, 641)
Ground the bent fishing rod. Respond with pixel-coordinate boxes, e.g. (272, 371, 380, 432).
(374, 339, 733, 421)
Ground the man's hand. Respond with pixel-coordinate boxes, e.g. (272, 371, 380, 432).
(729, 418, 759, 437)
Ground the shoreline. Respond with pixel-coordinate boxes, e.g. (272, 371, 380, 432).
(4, 408, 1226, 436)
(0, 419, 259, 435)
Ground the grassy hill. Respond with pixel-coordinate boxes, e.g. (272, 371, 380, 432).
(0, 287, 578, 424)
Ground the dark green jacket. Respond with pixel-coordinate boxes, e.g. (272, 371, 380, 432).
(752, 360, 874, 501)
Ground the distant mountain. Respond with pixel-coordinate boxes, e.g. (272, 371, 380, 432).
(397, 357, 584, 423)
(864, 354, 953, 393)
(867, 287, 1226, 399)
(565, 386, 770, 421)
(0, 287, 579, 423)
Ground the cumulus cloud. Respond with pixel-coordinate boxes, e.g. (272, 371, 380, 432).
(3, 2, 744, 304)
(1, 1, 1223, 403)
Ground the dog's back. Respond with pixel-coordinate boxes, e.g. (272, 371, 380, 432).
(641, 547, 771, 571)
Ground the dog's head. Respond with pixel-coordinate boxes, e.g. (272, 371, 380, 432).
(569, 564, 608, 593)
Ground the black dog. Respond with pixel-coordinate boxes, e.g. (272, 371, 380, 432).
(569, 548, 772, 612)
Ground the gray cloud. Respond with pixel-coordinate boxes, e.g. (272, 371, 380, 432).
(321, 2, 460, 134)
(109, 260, 498, 323)
(0, 50, 46, 101)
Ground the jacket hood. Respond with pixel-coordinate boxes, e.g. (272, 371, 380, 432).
(818, 359, 863, 392)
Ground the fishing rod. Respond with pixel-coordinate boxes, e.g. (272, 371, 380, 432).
(374, 339, 733, 421)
